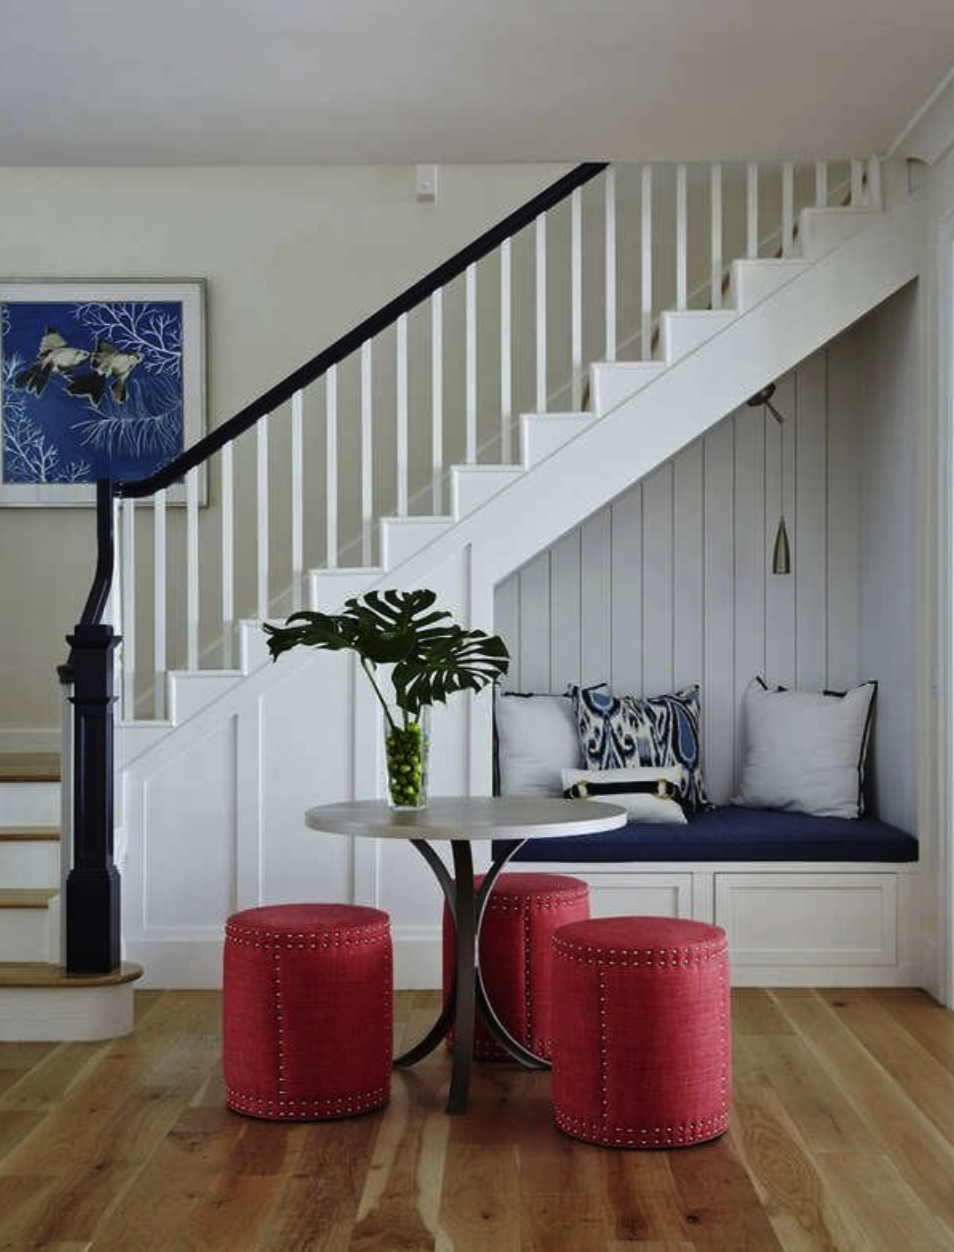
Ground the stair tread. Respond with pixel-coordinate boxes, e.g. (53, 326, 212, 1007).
(0, 888, 58, 908)
(0, 753, 60, 783)
(0, 826, 60, 842)
(0, 960, 143, 988)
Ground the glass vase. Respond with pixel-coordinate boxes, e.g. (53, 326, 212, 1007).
(384, 706, 430, 810)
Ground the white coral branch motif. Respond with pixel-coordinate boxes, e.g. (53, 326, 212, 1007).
(71, 302, 182, 376)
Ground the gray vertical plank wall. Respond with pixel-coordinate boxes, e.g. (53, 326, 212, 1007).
(494, 316, 916, 828)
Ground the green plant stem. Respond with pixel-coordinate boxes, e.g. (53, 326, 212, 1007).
(361, 657, 400, 731)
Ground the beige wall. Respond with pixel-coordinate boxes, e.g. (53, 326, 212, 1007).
(0, 164, 566, 738)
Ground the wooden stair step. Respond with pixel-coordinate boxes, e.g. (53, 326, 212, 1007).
(0, 753, 60, 783)
(0, 960, 143, 988)
(0, 826, 60, 842)
(0, 888, 57, 909)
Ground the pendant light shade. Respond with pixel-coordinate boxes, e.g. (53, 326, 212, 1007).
(748, 382, 793, 577)
(772, 516, 791, 575)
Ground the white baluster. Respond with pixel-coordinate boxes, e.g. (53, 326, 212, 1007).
(676, 163, 687, 312)
(866, 155, 882, 208)
(256, 416, 269, 622)
(221, 441, 234, 665)
(535, 215, 547, 411)
(466, 263, 477, 461)
(850, 158, 864, 206)
(746, 163, 758, 258)
(710, 162, 723, 310)
(121, 497, 135, 720)
(782, 161, 794, 257)
(431, 291, 443, 512)
(604, 166, 617, 361)
(641, 164, 653, 360)
(500, 241, 512, 460)
(815, 160, 828, 208)
(291, 389, 304, 600)
(396, 313, 409, 513)
(187, 467, 200, 668)
(153, 487, 167, 717)
(361, 341, 373, 565)
(570, 187, 582, 410)
(326, 365, 338, 568)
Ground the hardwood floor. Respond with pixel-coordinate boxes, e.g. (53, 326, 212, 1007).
(1, 987, 953, 1250)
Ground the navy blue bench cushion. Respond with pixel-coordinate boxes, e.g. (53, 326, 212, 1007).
(494, 805, 918, 864)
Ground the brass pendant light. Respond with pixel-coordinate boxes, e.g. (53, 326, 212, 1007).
(746, 384, 792, 576)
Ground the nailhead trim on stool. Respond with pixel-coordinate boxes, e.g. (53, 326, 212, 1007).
(223, 903, 392, 1120)
(551, 916, 731, 1148)
(442, 873, 590, 1059)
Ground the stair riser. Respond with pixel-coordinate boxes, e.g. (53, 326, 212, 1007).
(168, 673, 243, 726)
(451, 468, 524, 520)
(797, 207, 880, 260)
(521, 415, 591, 467)
(0, 842, 58, 889)
(590, 362, 666, 415)
(305, 570, 383, 613)
(379, 520, 451, 570)
(0, 783, 59, 827)
(0, 908, 55, 962)
(660, 310, 738, 361)
(0, 985, 134, 1040)
(728, 259, 809, 312)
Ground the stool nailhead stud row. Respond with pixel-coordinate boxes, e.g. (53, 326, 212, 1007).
(223, 903, 392, 1121)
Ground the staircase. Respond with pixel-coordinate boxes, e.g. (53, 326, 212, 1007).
(0, 754, 141, 1038)
(26, 157, 924, 1011)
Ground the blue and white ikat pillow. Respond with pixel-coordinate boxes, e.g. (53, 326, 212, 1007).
(569, 683, 712, 813)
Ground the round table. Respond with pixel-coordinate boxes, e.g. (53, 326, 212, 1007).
(304, 796, 626, 1113)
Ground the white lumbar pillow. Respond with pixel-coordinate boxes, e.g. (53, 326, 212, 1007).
(732, 677, 876, 818)
(495, 692, 582, 796)
(561, 765, 688, 824)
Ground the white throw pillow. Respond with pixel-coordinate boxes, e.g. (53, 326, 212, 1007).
(561, 766, 688, 824)
(495, 692, 582, 796)
(732, 677, 876, 818)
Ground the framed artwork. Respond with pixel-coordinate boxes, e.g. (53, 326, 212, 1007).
(0, 279, 205, 505)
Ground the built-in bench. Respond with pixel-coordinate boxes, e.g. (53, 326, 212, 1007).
(493, 807, 921, 986)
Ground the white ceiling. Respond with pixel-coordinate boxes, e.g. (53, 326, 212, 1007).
(4, 0, 954, 165)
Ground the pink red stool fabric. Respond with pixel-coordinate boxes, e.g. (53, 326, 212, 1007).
(223, 903, 392, 1120)
(551, 915, 731, 1148)
(442, 872, 590, 1059)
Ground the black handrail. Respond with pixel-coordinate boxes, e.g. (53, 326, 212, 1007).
(117, 161, 608, 500)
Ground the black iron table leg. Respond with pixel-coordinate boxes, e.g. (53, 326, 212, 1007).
(396, 833, 546, 1113)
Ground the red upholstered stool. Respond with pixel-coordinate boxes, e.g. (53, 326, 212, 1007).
(442, 873, 590, 1059)
(551, 916, 731, 1148)
(223, 903, 392, 1120)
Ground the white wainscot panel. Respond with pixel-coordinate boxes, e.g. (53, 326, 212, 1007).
(715, 872, 897, 967)
(142, 716, 238, 930)
(545, 870, 695, 921)
(260, 653, 353, 905)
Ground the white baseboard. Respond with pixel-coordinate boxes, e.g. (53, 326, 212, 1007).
(0, 727, 61, 753)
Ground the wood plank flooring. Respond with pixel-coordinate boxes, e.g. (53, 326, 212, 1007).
(0, 987, 953, 1251)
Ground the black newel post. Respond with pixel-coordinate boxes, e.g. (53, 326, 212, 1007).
(65, 622, 121, 973)
(58, 478, 122, 975)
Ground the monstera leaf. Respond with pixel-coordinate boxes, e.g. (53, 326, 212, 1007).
(263, 589, 509, 724)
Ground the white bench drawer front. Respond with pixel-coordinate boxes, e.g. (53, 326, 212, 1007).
(714, 872, 897, 967)
(581, 872, 695, 921)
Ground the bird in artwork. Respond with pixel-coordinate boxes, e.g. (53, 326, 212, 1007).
(66, 338, 142, 406)
(14, 326, 91, 395)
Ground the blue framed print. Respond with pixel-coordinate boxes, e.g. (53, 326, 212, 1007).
(0, 279, 205, 505)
